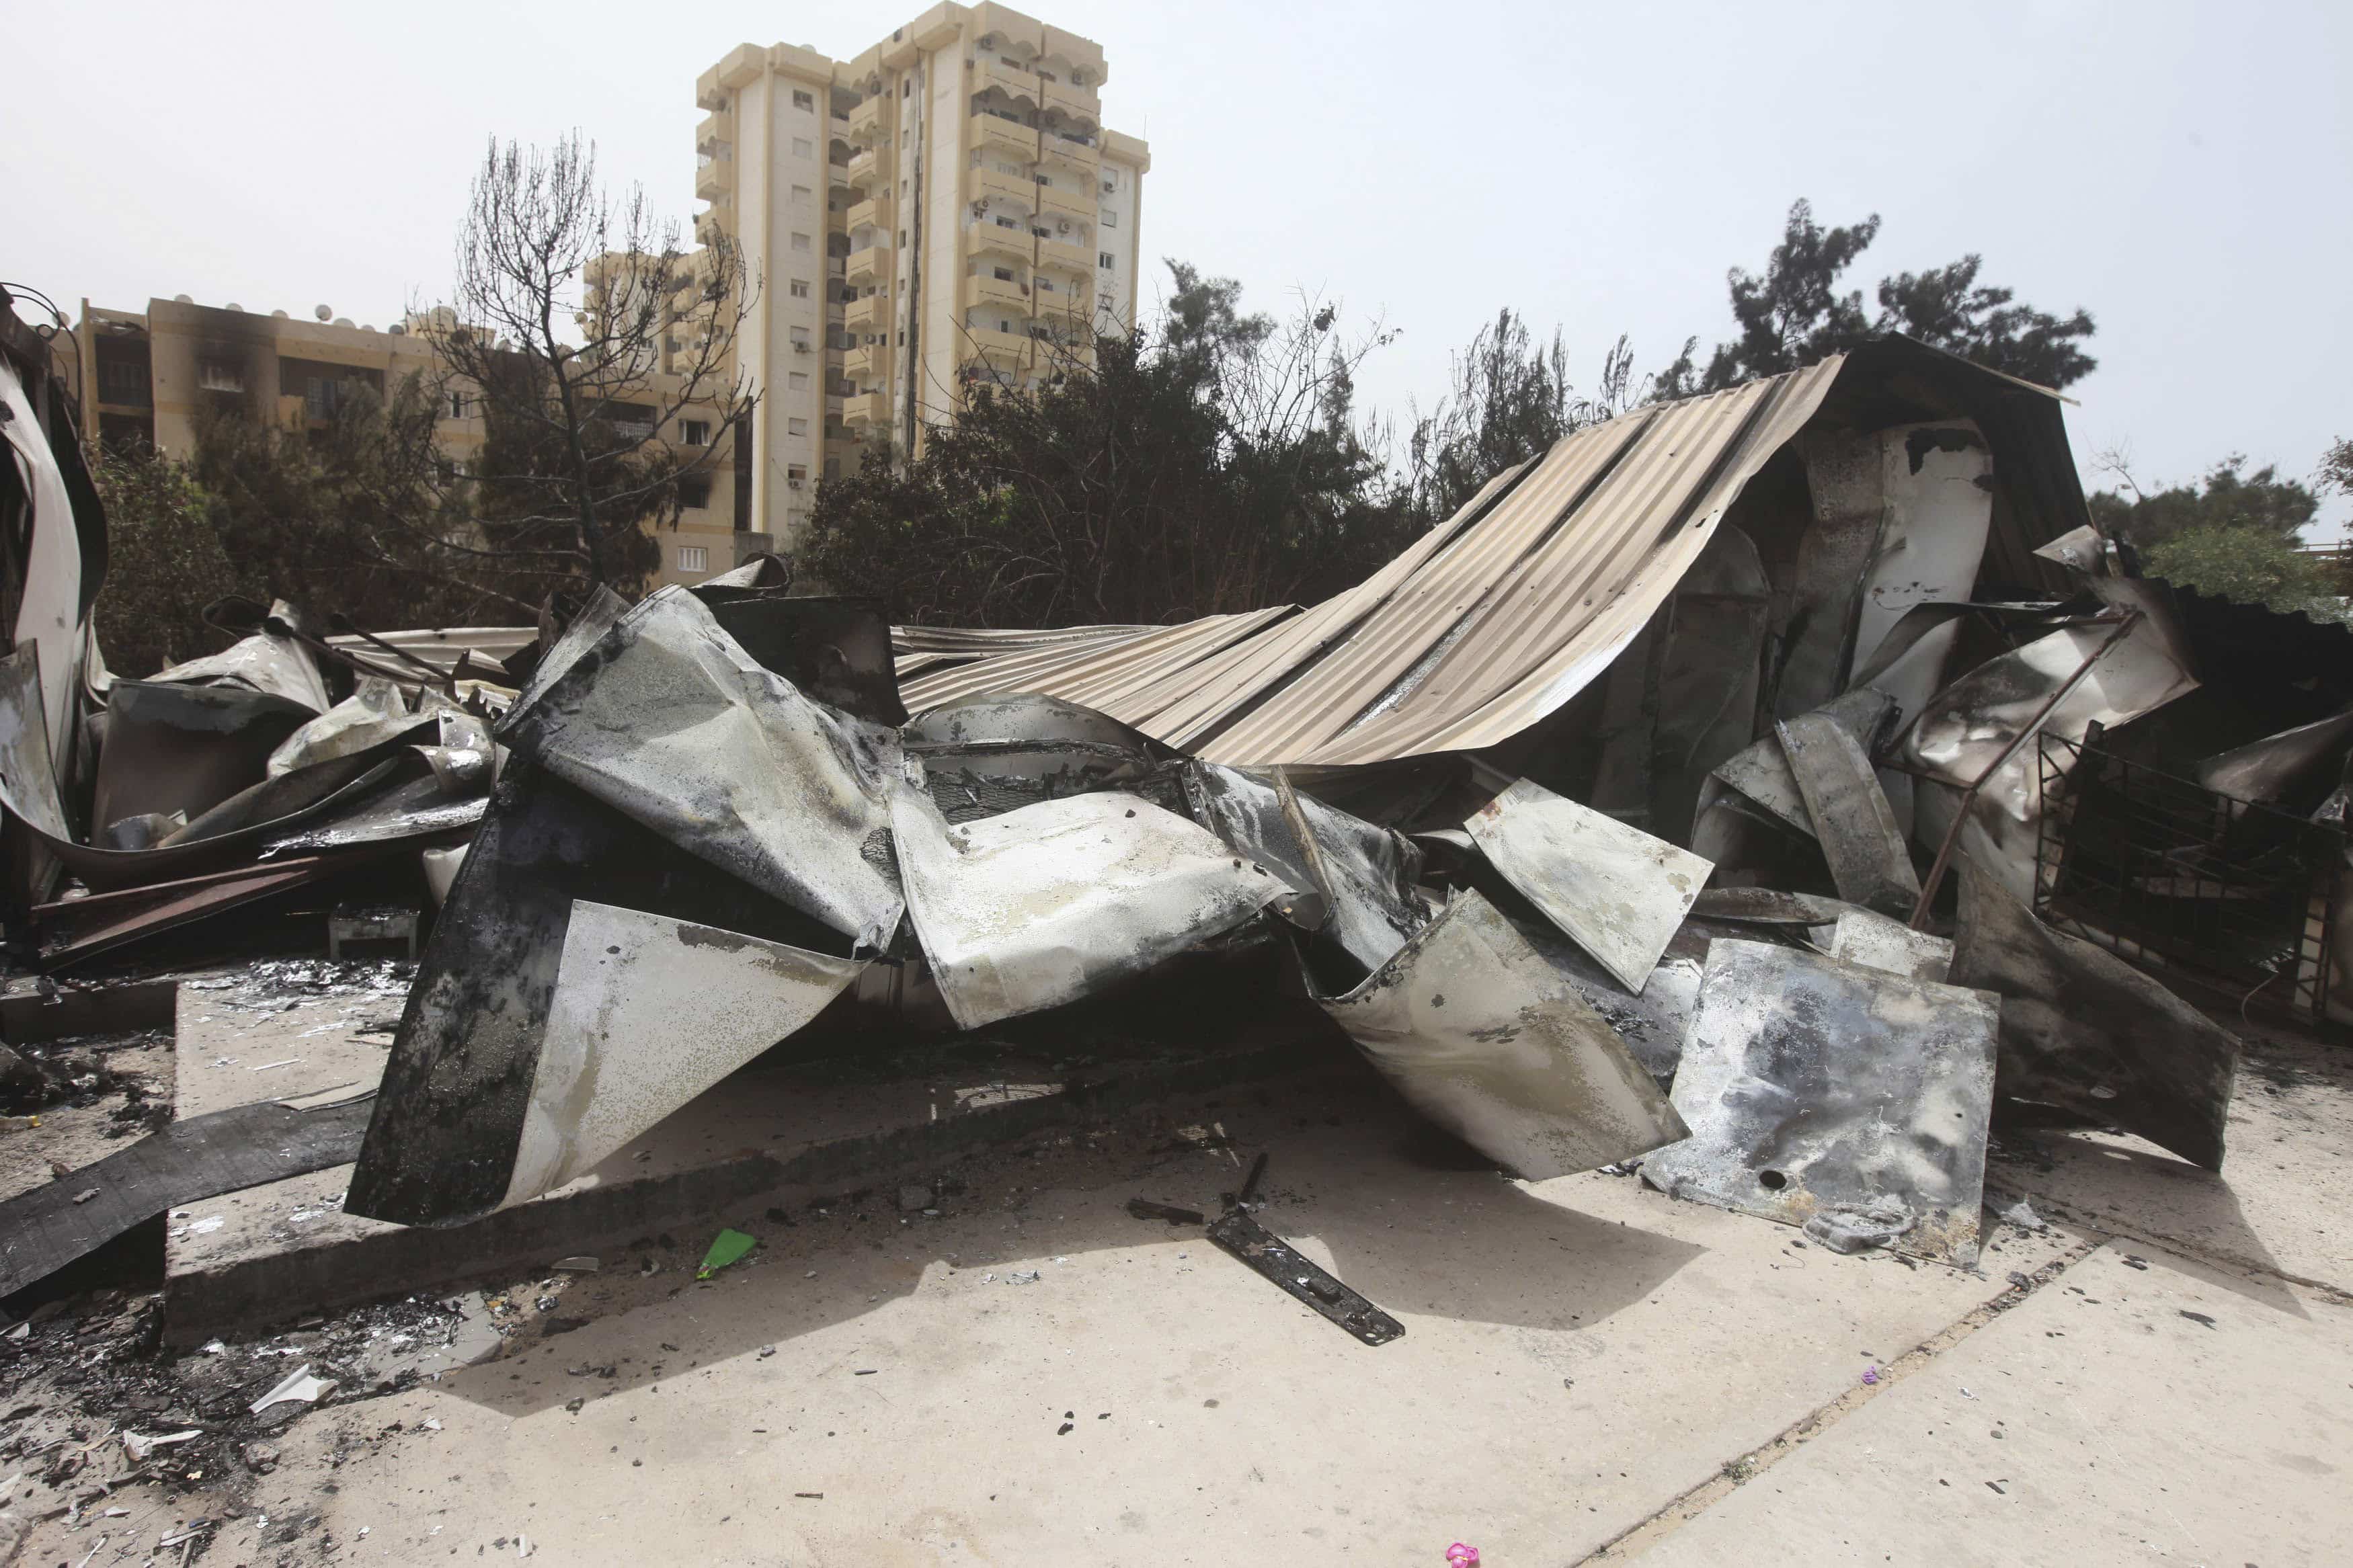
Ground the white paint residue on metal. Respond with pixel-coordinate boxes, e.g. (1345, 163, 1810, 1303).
(502, 901, 866, 1208)
(0, 362, 85, 774)
(1318, 890, 1689, 1180)
(890, 787, 1294, 1031)
(1827, 907, 1954, 983)
(1464, 778, 1712, 992)
(1643, 940, 1999, 1266)
(1852, 421, 1995, 701)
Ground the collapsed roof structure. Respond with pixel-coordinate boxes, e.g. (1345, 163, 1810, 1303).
(5, 320, 2346, 1309)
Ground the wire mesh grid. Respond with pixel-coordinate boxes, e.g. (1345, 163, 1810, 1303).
(2035, 733, 2344, 1022)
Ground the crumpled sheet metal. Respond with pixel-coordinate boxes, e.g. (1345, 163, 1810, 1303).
(906, 692, 1185, 824)
(1828, 907, 1953, 982)
(1464, 777, 1712, 992)
(701, 595, 907, 729)
(258, 772, 487, 858)
(2196, 702, 2353, 807)
(1, 359, 88, 782)
(502, 901, 867, 1206)
(1899, 614, 2198, 903)
(891, 787, 1294, 1031)
(1504, 910, 1708, 1089)
(1704, 688, 1896, 844)
(91, 678, 317, 835)
(1318, 889, 1689, 1180)
(151, 626, 332, 714)
(499, 586, 906, 952)
(1182, 761, 1427, 983)
(1642, 938, 2000, 1266)
(1948, 855, 2238, 1170)
(1775, 710, 1921, 917)
(266, 677, 450, 778)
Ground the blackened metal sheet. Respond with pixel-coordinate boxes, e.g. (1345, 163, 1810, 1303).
(1318, 889, 1687, 1180)
(1503, 909, 1706, 1089)
(344, 757, 848, 1227)
(1687, 887, 1857, 926)
(92, 679, 317, 833)
(1948, 855, 2237, 1171)
(889, 787, 1294, 1031)
(1205, 1207, 1404, 1346)
(1642, 938, 1999, 1266)
(266, 677, 445, 778)
(1464, 776, 1712, 992)
(1776, 711, 1921, 917)
(1708, 688, 1897, 841)
(258, 774, 487, 858)
(497, 586, 906, 950)
(1183, 761, 1428, 985)
(2195, 703, 2353, 807)
(906, 693, 1185, 825)
(501, 901, 865, 1207)
(1, 360, 89, 788)
(703, 595, 907, 728)
(1827, 907, 1954, 983)
(150, 628, 332, 714)
(0, 1092, 375, 1298)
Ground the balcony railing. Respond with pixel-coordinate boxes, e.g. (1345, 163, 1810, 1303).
(963, 274, 1033, 313)
(843, 293, 885, 332)
(842, 390, 891, 427)
(846, 197, 883, 233)
(848, 97, 885, 140)
(973, 111, 1036, 161)
(1036, 183, 1090, 222)
(844, 246, 889, 284)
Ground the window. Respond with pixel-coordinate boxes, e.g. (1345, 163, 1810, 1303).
(788, 372, 810, 390)
(793, 136, 813, 158)
(1099, 252, 1115, 269)
(678, 544, 709, 571)
(1100, 294, 1116, 313)
(995, 216, 1019, 230)
(1102, 212, 1116, 228)
(789, 278, 811, 298)
(902, 78, 912, 97)
(1101, 178, 1115, 193)
(447, 391, 467, 418)
(993, 266, 1014, 282)
(680, 419, 711, 446)
(998, 318, 1013, 333)
(898, 230, 907, 246)
(792, 90, 814, 111)
(677, 477, 712, 509)
(791, 232, 811, 252)
(787, 463, 808, 483)
(196, 360, 244, 394)
(791, 183, 813, 204)
(787, 417, 809, 436)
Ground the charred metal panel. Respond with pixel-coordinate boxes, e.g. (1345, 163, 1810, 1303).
(92, 679, 316, 833)
(151, 628, 332, 714)
(345, 757, 847, 1228)
(889, 787, 1294, 1030)
(1643, 939, 1999, 1266)
(1318, 890, 1687, 1180)
(502, 901, 866, 1207)
(1828, 907, 1954, 982)
(1776, 710, 1921, 917)
(498, 587, 906, 950)
(1954, 858, 2242, 1171)
(703, 595, 906, 728)
(1205, 1208, 1405, 1346)
(1464, 777, 1712, 992)
(1652, 523, 1771, 842)
(266, 677, 445, 778)
(1708, 688, 1896, 841)
(906, 692, 1185, 824)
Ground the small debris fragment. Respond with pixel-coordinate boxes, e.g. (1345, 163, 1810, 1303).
(2120, 1255, 2149, 1270)
(1447, 1545, 1482, 1567)
(2179, 1311, 2217, 1329)
(249, 1365, 335, 1414)
(1861, 1364, 1880, 1386)
(71, 1188, 99, 1204)
(122, 1430, 202, 1462)
(1125, 1198, 1203, 1225)
(698, 1229, 756, 1279)
(551, 1256, 600, 1273)
(1997, 1198, 2048, 1233)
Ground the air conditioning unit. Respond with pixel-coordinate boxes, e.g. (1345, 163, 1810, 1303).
(793, 341, 811, 354)
(1056, 219, 1071, 234)
(788, 477, 805, 490)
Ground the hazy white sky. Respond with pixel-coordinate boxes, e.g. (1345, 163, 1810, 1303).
(7, 1, 2348, 532)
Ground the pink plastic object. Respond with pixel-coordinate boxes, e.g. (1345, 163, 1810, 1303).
(1445, 1546, 1481, 1567)
(1862, 1364, 1881, 1386)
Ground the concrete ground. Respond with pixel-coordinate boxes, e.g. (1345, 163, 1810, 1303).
(4, 1012, 2349, 1567)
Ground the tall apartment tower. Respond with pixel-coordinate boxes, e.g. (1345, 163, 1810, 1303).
(695, 3, 1149, 549)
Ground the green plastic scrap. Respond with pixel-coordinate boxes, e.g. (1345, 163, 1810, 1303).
(697, 1228, 757, 1279)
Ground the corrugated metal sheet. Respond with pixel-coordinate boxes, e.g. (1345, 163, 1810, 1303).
(891, 341, 2086, 769)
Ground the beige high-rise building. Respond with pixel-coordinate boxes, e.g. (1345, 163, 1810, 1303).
(694, 3, 1150, 549)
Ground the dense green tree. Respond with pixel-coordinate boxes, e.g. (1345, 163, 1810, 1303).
(1654, 200, 2098, 397)
(2087, 455, 2318, 552)
(89, 448, 243, 677)
(2143, 525, 2348, 622)
(800, 263, 1408, 626)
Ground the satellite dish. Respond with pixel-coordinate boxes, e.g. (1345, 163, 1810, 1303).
(333, 317, 354, 329)
(272, 309, 289, 319)
(315, 304, 333, 321)
(173, 294, 192, 304)
(225, 302, 243, 312)
(388, 324, 406, 336)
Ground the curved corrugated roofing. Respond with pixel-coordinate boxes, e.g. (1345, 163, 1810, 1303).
(892, 341, 2081, 768)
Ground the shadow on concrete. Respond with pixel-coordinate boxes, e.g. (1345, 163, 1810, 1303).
(432, 1074, 1705, 1420)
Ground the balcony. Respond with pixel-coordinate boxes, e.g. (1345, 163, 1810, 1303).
(1041, 79, 1099, 121)
(847, 96, 885, 141)
(843, 292, 885, 332)
(844, 245, 889, 285)
(962, 274, 1033, 314)
(846, 196, 883, 234)
(980, 58, 1035, 100)
(843, 344, 878, 380)
(973, 112, 1035, 161)
(970, 220, 1033, 264)
(971, 167, 1035, 210)
(846, 145, 891, 191)
(1036, 237, 1094, 278)
(1036, 183, 1090, 222)
(1038, 131, 1097, 175)
(695, 112, 728, 155)
(959, 325, 1032, 366)
(842, 390, 891, 427)
(695, 153, 729, 200)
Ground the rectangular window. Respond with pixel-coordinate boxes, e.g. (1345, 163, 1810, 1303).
(788, 372, 810, 390)
(787, 417, 809, 436)
(446, 391, 467, 418)
(1099, 252, 1115, 269)
(680, 419, 711, 446)
(788, 464, 809, 483)
(996, 216, 1019, 230)
(993, 266, 1014, 282)
(678, 544, 709, 571)
(1102, 212, 1116, 228)
(793, 136, 813, 158)
(792, 90, 814, 111)
(790, 232, 811, 252)
(789, 278, 811, 298)
(791, 183, 813, 204)
(196, 360, 244, 394)
(678, 477, 712, 509)
(1100, 294, 1115, 313)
